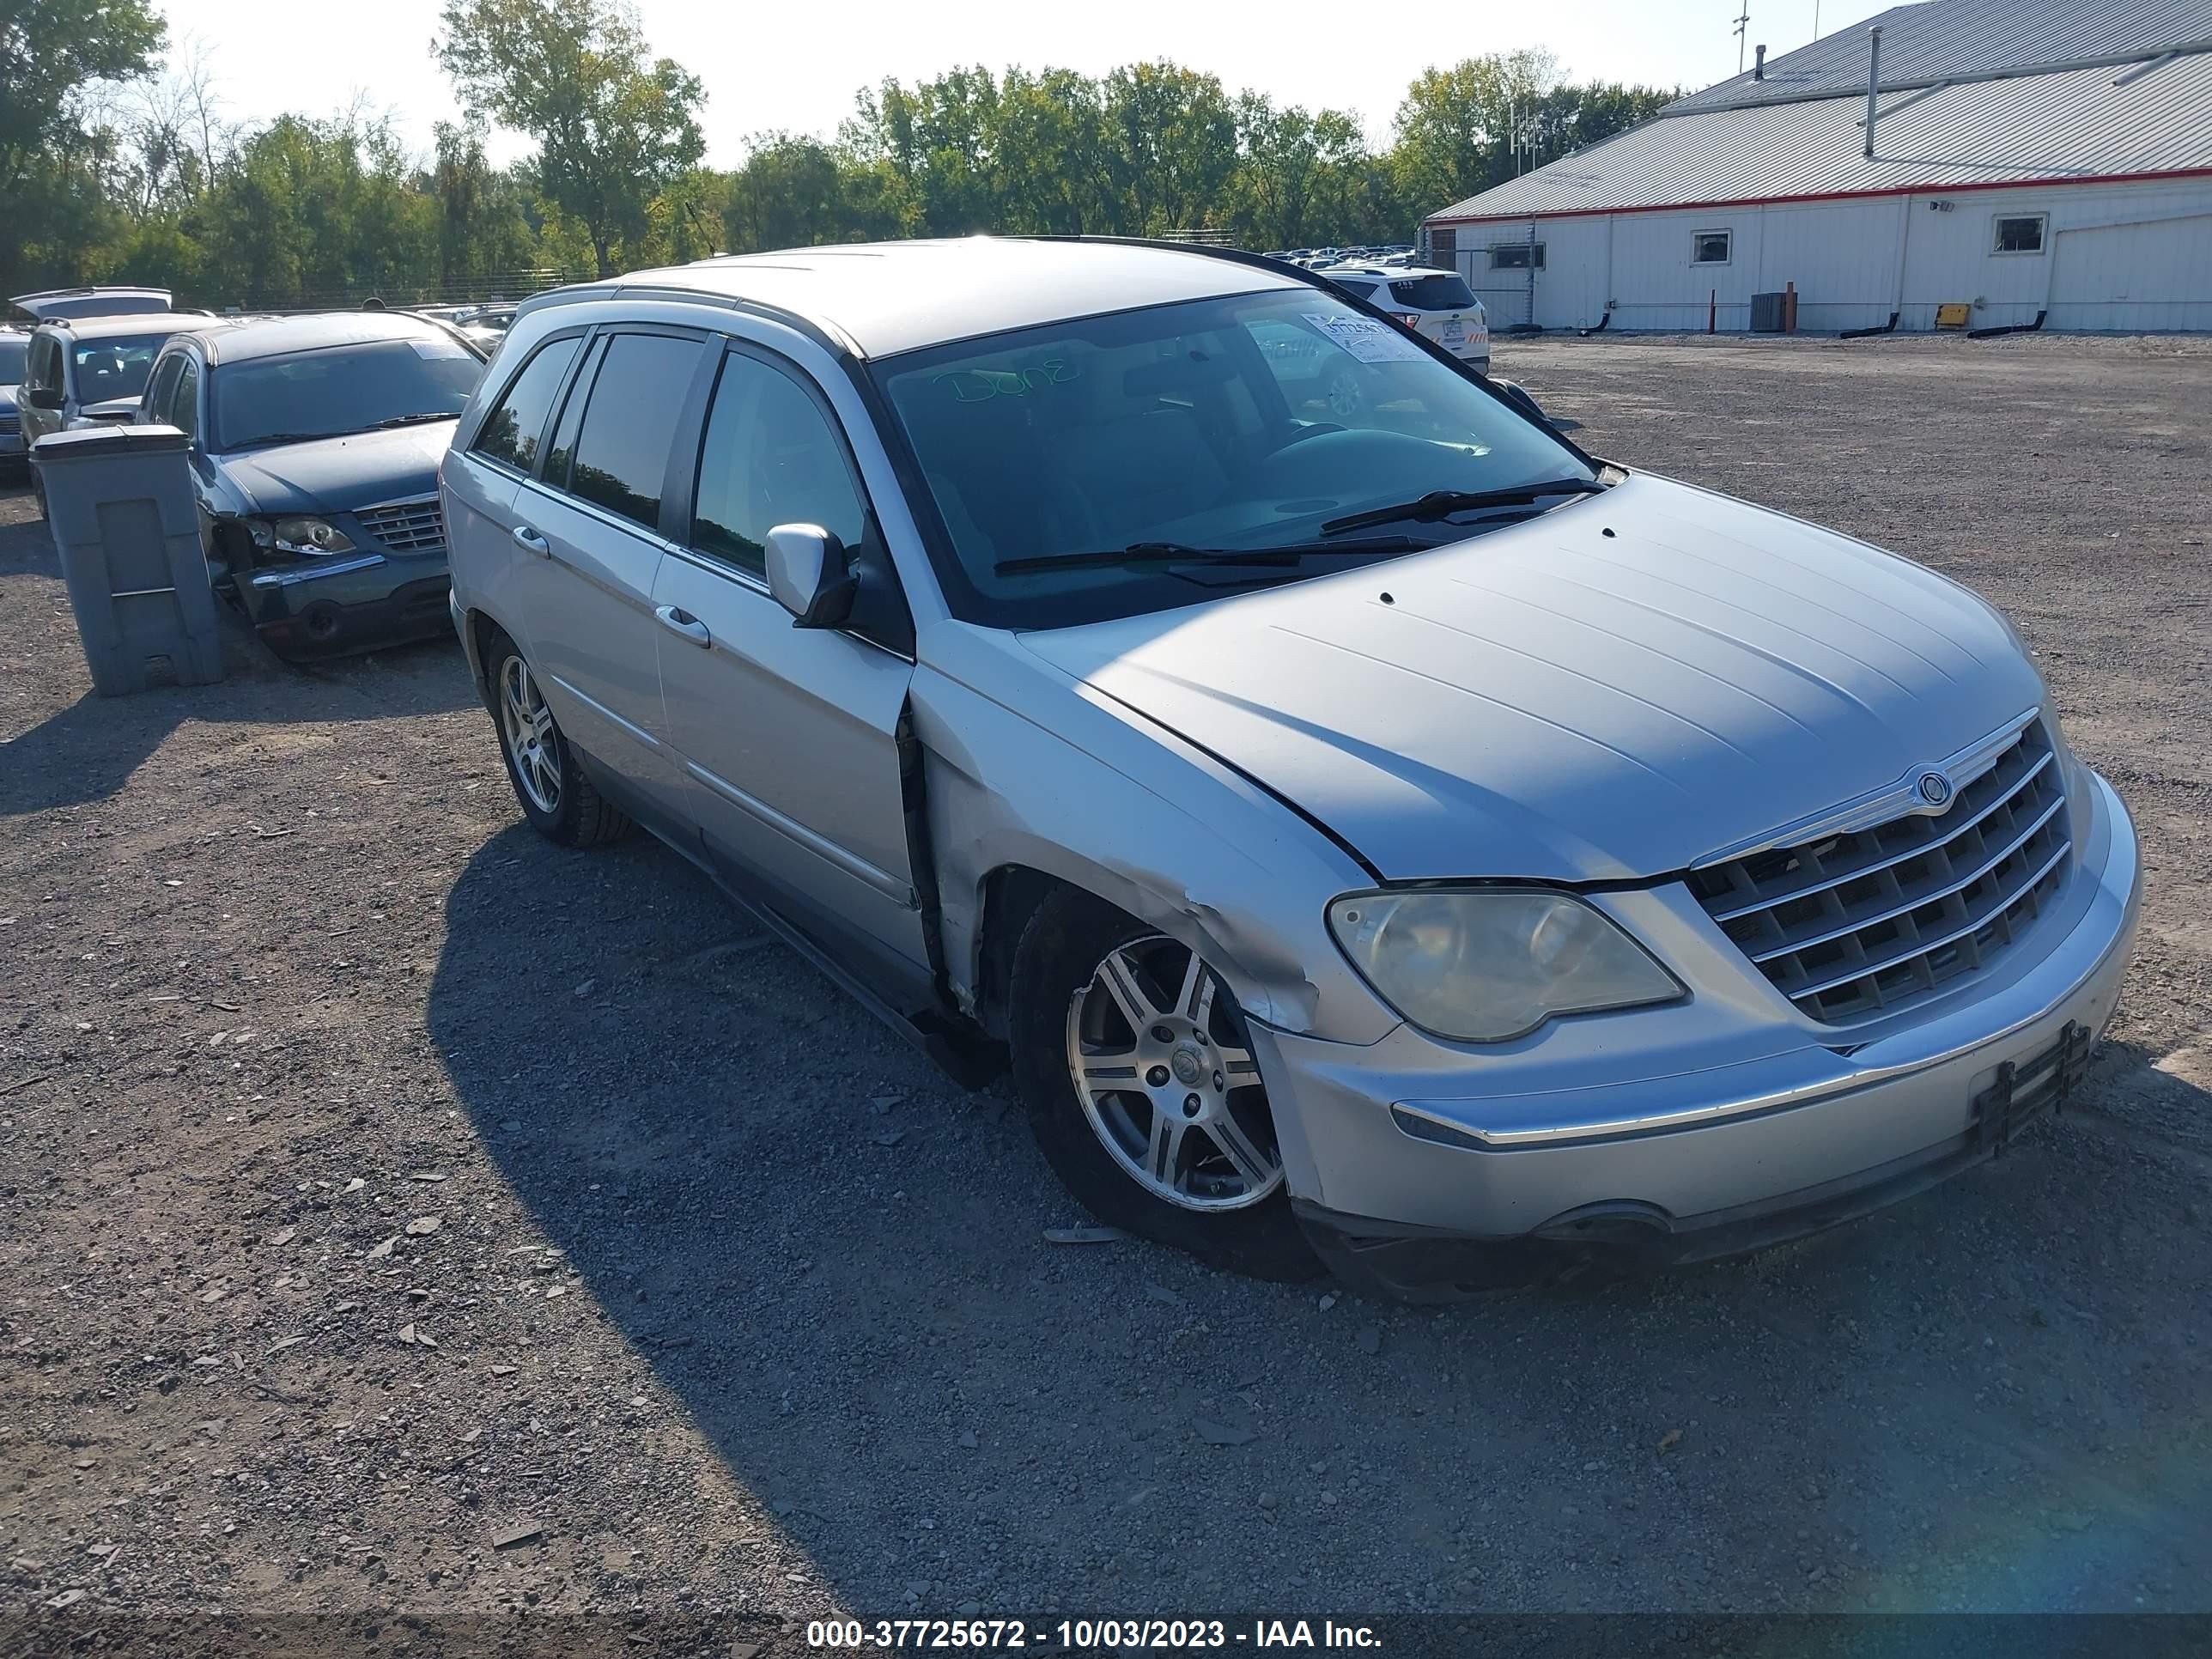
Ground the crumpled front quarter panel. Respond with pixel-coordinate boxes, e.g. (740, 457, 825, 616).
(908, 622, 1395, 1048)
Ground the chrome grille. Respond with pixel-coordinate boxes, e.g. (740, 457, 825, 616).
(1687, 721, 2072, 1024)
(0, 411, 19, 435)
(354, 496, 446, 553)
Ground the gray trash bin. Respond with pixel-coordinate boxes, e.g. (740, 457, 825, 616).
(31, 422, 224, 696)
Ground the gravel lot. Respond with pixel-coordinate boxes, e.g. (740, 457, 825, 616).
(3, 334, 2208, 1639)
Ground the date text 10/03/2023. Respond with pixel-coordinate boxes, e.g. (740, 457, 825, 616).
(806, 1619, 1383, 1649)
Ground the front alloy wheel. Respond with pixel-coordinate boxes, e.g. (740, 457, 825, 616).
(1008, 889, 1318, 1280)
(1066, 935, 1282, 1209)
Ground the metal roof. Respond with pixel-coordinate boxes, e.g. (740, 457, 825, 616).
(1671, 0, 2212, 112)
(1431, 44, 2212, 221)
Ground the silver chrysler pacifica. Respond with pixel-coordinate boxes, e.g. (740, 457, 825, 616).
(441, 239, 2141, 1297)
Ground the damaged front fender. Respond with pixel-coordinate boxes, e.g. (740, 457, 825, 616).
(908, 628, 1398, 1048)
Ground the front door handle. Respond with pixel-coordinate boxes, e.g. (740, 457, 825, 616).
(654, 605, 712, 647)
(511, 524, 550, 556)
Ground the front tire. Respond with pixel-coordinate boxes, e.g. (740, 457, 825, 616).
(1008, 888, 1320, 1281)
(483, 627, 634, 848)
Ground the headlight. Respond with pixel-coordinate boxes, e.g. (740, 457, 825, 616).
(1327, 888, 1680, 1043)
(250, 516, 355, 556)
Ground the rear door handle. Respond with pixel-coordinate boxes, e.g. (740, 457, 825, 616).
(511, 525, 550, 556)
(654, 605, 712, 647)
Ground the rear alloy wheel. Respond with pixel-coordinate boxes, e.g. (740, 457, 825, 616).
(498, 653, 562, 814)
(1009, 889, 1319, 1280)
(483, 627, 633, 848)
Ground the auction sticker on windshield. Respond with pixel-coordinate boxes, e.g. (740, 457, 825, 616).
(1302, 313, 1425, 364)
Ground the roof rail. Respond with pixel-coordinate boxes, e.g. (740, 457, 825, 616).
(1017, 234, 1352, 298)
(510, 276, 863, 362)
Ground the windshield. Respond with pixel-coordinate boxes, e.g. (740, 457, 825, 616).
(872, 288, 1593, 627)
(0, 339, 25, 383)
(213, 337, 483, 450)
(70, 332, 173, 404)
(1392, 275, 1478, 310)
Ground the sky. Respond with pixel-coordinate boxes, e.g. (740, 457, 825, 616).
(150, 0, 1895, 166)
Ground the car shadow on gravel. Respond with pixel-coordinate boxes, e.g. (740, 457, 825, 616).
(0, 517, 473, 818)
(429, 821, 2212, 1613)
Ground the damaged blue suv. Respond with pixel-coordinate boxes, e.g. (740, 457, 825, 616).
(139, 311, 485, 659)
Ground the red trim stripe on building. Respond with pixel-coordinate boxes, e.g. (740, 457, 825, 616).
(1430, 167, 2212, 227)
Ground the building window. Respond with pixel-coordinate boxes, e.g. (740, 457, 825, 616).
(1692, 229, 1732, 264)
(1489, 242, 1546, 270)
(1992, 214, 2047, 254)
(1428, 227, 1456, 260)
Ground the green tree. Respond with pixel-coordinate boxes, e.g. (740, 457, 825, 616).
(429, 116, 541, 287)
(192, 113, 438, 307)
(1229, 95, 1374, 250)
(435, 0, 705, 277)
(991, 67, 1118, 234)
(1389, 49, 1557, 216)
(0, 0, 167, 290)
(726, 133, 867, 251)
(1103, 62, 1237, 234)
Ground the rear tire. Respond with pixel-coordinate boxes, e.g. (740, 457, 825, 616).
(1008, 887, 1321, 1282)
(483, 626, 634, 848)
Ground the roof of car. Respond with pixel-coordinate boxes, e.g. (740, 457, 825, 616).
(10, 285, 174, 319)
(192, 309, 470, 366)
(559, 238, 1309, 358)
(34, 310, 228, 340)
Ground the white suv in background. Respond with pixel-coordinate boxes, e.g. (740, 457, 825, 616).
(1321, 264, 1489, 374)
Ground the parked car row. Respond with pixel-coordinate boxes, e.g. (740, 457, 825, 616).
(1265, 245, 1419, 270)
(410, 301, 520, 353)
(8, 245, 2142, 1298)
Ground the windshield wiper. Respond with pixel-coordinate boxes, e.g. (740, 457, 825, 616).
(370, 412, 458, 428)
(1320, 478, 1606, 538)
(994, 536, 1426, 575)
(230, 432, 337, 450)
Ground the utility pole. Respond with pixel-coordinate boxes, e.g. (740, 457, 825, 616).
(1735, 2, 1752, 72)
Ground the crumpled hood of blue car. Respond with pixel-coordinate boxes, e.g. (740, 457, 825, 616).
(216, 422, 454, 517)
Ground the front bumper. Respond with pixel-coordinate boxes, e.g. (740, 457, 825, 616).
(238, 550, 453, 659)
(1261, 774, 2142, 1296)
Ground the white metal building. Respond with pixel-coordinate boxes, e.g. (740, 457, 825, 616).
(1424, 0, 2212, 333)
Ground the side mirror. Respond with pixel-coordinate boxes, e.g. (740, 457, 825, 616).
(26, 386, 62, 410)
(1489, 376, 1553, 428)
(764, 524, 859, 629)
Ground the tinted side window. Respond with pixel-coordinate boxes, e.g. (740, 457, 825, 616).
(472, 335, 581, 473)
(565, 333, 702, 530)
(691, 353, 869, 575)
(172, 357, 201, 437)
(542, 336, 606, 489)
(143, 356, 181, 420)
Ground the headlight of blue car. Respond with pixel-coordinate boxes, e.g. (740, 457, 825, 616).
(251, 515, 356, 556)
